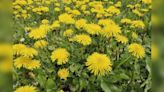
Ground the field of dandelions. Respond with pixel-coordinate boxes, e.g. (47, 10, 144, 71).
(11, 0, 151, 92)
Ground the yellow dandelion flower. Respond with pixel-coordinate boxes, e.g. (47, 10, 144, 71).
(71, 10, 81, 16)
(132, 32, 138, 39)
(24, 60, 41, 70)
(14, 57, 29, 69)
(70, 34, 92, 46)
(20, 47, 38, 58)
(51, 48, 70, 65)
(86, 52, 112, 76)
(115, 35, 128, 44)
(58, 13, 75, 24)
(29, 27, 48, 39)
(106, 6, 120, 15)
(121, 18, 132, 24)
(131, 20, 145, 29)
(63, 29, 74, 37)
(41, 19, 49, 24)
(57, 68, 69, 80)
(115, 1, 122, 8)
(128, 43, 145, 59)
(75, 19, 87, 29)
(84, 24, 101, 35)
(14, 57, 40, 70)
(54, 7, 60, 11)
(13, 44, 26, 55)
(142, 0, 152, 4)
(50, 20, 60, 30)
(14, 85, 37, 92)
(34, 40, 48, 48)
(132, 9, 143, 17)
(63, 0, 72, 4)
(98, 19, 115, 26)
(101, 23, 121, 37)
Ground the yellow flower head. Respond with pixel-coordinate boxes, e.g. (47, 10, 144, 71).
(106, 6, 120, 15)
(51, 48, 70, 65)
(98, 19, 115, 26)
(115, 35, 128, 44)
(41, 19, 49, 24)
(13, 44, 26, 55)
(142, 0, 152, 4)
(20, 47, 38, 58)
(71, 10, 81, 16)
(84, 24, 101, 35)
(50, 20, 60, 29)
(75, 19, 87, 29)
(59, 13, 75, 24)
(14, 85, 37, 92)
(29, 25, 49, 39)
(131, 20, 145, 29)
(101, 23, 121, 37)
(69, 34, 92, 46)
(34, 40, 48, 48)
(132, 9, 143, 17)
(128, 43, 145, 59)
(121, 18, 132, 24)
(132, 32, 138, 39)
(86, 52, 112, 76)
(57, 68, 69, 80)
(14, 57, 41, 70)
(63, 29, 74, 37)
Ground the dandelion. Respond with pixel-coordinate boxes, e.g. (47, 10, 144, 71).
(29, 27, 48, 39)
(128, 43, 145, 59)
(63, 29, 74, 37)
(57, 68, 69, 80)
(75, 19, 87, 29)
(106, 6, 120, 15)
(50, 20, 60, 29)
(142, 0, 152, 4)
(98, 19, 115, 26)
(41, 19, 49, 24)
(14, 57, 40, 70)
(51, 48, 70, 65)
(14, 85, 37, 92)
(86, 52, 112, 76)
(132, 32, 138, 39)
(121, 18, 132, 24)
(115, 35, 128, 44)
(20, 47, 38, 58)
(34, 40, 48, 48)
(69, 34, 92, 46)
(13, 44, 26, 55)
(24, 59, 41, 70)
(101, 23, 121, 37)
(131, 20, 145, 29)
(132, 9, 143, 17)
(58, 13, 75, 24)
(84, 24, 101, 35)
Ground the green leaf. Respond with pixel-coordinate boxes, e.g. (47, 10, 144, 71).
(46, 78, 56, 92)
(118, 73, 130, 80)
(101, 80, 111, 92)
(36, 74, 46, 88)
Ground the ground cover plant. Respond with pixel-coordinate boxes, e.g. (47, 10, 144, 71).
(12, 0, 151, 92)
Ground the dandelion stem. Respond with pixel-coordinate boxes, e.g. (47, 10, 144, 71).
(116, 56, 131, 68)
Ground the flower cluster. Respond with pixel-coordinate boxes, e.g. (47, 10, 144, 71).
(13, 0, 151, 91)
